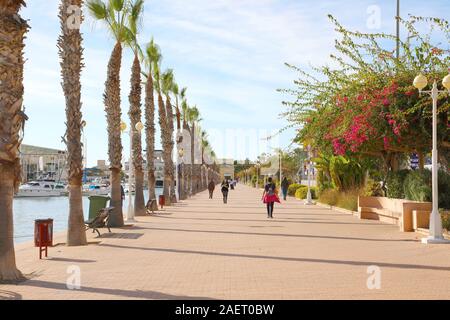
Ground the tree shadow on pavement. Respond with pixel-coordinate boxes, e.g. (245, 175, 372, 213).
(0, 290, 22, 300)
(152, 215, 383, 226)
(21, 280, 215, 300)
(131, 226, 416, 243)
(99, 243, 450, 272)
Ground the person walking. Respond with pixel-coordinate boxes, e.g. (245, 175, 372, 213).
(121, 184, 125, 207)
(208, 179, 215, 199)
(281, 177, 289, 201)
(262, 177, 280, 218)
(221, 179, 230, 204)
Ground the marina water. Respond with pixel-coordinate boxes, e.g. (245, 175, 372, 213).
(13, 189, 163, 244)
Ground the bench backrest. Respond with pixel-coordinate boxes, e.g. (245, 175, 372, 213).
(359, 196, 431, 213)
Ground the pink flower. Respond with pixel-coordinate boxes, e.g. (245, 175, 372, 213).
(383, 136, 390, 150)
(382, 98, 390, 106)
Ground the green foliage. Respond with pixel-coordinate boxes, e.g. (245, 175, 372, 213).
(403, 170, 431, 202)
(437, 171, 450, 209)
(386, 169, 410, 199)
(288, 183, 304, 196)
(280, 15, 450, 165)
(364, 178, 384, 197)
(329, 155, 365, 191)
(335, 190, 359, 212)
(318, 189, 339, 206)
(403, 170, 450, 209)
(441, 210, 450, 231)
(319, 189, 359, 211)
(295, 186, 317, 200)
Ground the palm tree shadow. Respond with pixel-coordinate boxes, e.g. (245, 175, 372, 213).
(21, 280, 215, 300)
(134, 226, 417, 243)
(100, 243, 450, 272)
(0, 290, 22, 300)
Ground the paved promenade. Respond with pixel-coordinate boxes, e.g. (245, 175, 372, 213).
(1, 185, 450, 300)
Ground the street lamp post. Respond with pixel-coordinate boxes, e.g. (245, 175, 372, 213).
(413, 73, 450, 244)
(178, 148, 184, 200)
(305, 145, 314, 205)
(279, 151, 282, 184)
(121, 121, 144, 223)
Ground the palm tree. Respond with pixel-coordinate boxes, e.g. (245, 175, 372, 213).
(0, 0, 28, 282)
(153, 63, 171, 205)
(87, 0, 133, 227)
(58, 0, 87, 246)
(142, 39, 160, 205)
(126, 0, 145, 216)
(161, 69, 176, 203)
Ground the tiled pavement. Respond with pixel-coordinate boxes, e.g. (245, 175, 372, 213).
(1, 185, 450, 299)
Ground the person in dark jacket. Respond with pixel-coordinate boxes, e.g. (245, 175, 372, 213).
(121, 184, 125, 207)
(281, 177, 289, 201)
(208, 179, 215, 199)
(221, 180, 230, 204)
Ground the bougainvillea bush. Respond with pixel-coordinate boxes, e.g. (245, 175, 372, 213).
(280, 15, 450, 171)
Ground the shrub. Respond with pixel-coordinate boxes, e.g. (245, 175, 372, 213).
(364, 178, 384, 197)
(318, 189, 339, 206)
(288, 183, 305, 196)
(318, 188, 360, 211)
(403, 170, 431, 202)
(295, 186, 317, 199)
(386, 169, 410, 199)
(441, 210, 450, 232)
(336, 190, 360, 211)
(437, 171, 450, 209)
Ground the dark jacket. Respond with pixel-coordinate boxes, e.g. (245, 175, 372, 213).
(281, 179, 289, 191)
(208, 181, 215, 191)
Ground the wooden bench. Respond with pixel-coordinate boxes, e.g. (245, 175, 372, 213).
(146, 199, 158, 214)
(358, 196, 431, 232)
(85, 207, 114, 237)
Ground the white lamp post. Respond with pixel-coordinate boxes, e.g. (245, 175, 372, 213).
(178, 147, 184, 200)
(304, 145, 314, 205)
(121, 121, 144, 223)
(413, 73, 450, 244)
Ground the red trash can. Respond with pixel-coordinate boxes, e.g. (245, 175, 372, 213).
(159, 195, 165, 209)
(34, 219, 53, 259)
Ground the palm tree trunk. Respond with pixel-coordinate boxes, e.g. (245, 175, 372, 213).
(158, 93, 171, 205)
(144, 67, 156, 202)
(58, 0, 87, 246)
(0, 164, 24, 282)
(0, 0, 28, 282)
(165, 96, 176, 203)
(128, 54, 145, 216)
(105, 42, 124, 227)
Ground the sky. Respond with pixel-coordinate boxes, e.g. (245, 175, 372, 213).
(21, 0, 450, 167)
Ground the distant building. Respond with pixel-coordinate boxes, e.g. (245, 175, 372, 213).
(217, 158, 234, 180)
(96, 160, 108, 171)
(124, 150, 164, 186)
(20, 144, 68, 182)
